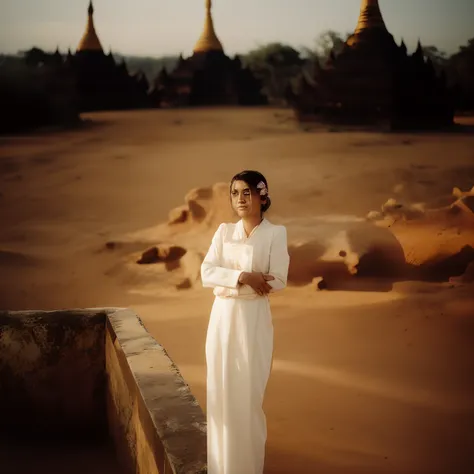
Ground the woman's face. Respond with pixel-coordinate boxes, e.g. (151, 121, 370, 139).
(230, 180, 263, 219)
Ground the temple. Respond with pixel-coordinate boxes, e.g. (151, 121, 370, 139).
(69, 1, 151, 111)
(288, 0, 455, 130)
(150, 0, 267, 107)
(24, 1, 151, 112)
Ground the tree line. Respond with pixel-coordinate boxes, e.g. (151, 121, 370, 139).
(0, 30, 473, 133)
(110, 31, 474, 111)
(241, 31, 474, 111)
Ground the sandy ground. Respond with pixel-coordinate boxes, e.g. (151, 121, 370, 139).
(1, 108, 474, 473)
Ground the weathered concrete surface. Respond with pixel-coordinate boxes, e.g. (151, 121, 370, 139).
(0, 310, 107, 437)
(0, 307, 207, 472)
(106, 308, 207, 474)
(0, 437, 125, 474)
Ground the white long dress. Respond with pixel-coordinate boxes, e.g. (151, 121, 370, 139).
(201, 218, 290, 474)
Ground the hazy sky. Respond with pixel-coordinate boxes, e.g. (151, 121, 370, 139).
(1, 0, 473, 57)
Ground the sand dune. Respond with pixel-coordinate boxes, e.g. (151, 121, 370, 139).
(1, 109, 474, 473)
(116, 178, 474, 294)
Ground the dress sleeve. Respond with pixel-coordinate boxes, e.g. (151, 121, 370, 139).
(267, 225, 290, 292)
(201, 224, 243, 289)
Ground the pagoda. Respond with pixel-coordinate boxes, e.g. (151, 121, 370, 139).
(289, 0, 454, 130)
(60, 1, 151, 111)
(151, 0, 267, 107)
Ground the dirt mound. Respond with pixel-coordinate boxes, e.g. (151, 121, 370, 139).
(167, 182, 236, 232)
(287, 218, 406, 291)
(137, 245, 187, 265)
(367, 185, 474, 225)
(450, 259, 474, 284)
(101, 182, 237, 291)
(415, 245, 474, 282)
(116, 183, 474, 293)
(365, 185, 474, 284)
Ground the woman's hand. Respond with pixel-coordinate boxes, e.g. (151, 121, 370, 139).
(238, 272, 275, 296)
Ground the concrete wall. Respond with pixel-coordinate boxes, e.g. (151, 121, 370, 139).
(106, 308, 207, 474)
(0, 310, 107, 438)
(0, 308, 207, 473)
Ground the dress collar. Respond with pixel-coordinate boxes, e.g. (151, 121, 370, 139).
(237, 218, 266, 242)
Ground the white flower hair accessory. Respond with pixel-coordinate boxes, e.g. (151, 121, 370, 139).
(256, 181, 268, 197)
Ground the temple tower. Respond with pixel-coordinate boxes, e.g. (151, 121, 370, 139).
(354, 0, 388, 34)
(72, 1, 150, 111)
(77, 1, 103, 53)
(289, 0, 454, 129)
(194, 0, 224, 54)
(153, 0, 266, 107)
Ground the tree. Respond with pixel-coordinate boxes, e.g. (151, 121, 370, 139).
(243, 43, 305, 104)
(112, 54, 179, 83)
(0, 48, 79, 133)
(448, 38, 474, 111)
(421, 45, 448, 71)
(301, 30, 350, 62)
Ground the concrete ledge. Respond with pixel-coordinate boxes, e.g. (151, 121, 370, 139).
(0, 308, 207, 473)
(106, 308, 207, 474)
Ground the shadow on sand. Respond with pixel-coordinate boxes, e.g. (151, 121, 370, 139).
(300, 119, 474, 136)
(287, 220, 474, 292)
(0, 116, 112, 139)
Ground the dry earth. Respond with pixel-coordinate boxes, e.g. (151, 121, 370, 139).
(1, 108, 474, 473)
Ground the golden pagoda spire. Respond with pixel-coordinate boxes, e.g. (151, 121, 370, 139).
(354, 0, 387, 34)
(193, 0, 224, 53)
(77, 1, 104, 52)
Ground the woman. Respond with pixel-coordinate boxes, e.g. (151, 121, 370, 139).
(201, 170, 290, 474)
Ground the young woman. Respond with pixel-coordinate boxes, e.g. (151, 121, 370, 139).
(201, 170, 290, 474)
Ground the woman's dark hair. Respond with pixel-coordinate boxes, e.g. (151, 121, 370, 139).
(230, 170, 272, 213)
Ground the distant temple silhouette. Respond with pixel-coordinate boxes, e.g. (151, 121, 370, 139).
(22, 1, 151, 112)
(288, 0, 455, 130)
(14, 0, 458, 123)
(69, 1, 150, 111)
(149, 0, 267, 107)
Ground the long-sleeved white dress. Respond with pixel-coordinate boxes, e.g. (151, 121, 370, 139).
(201, 218, 290, 474)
